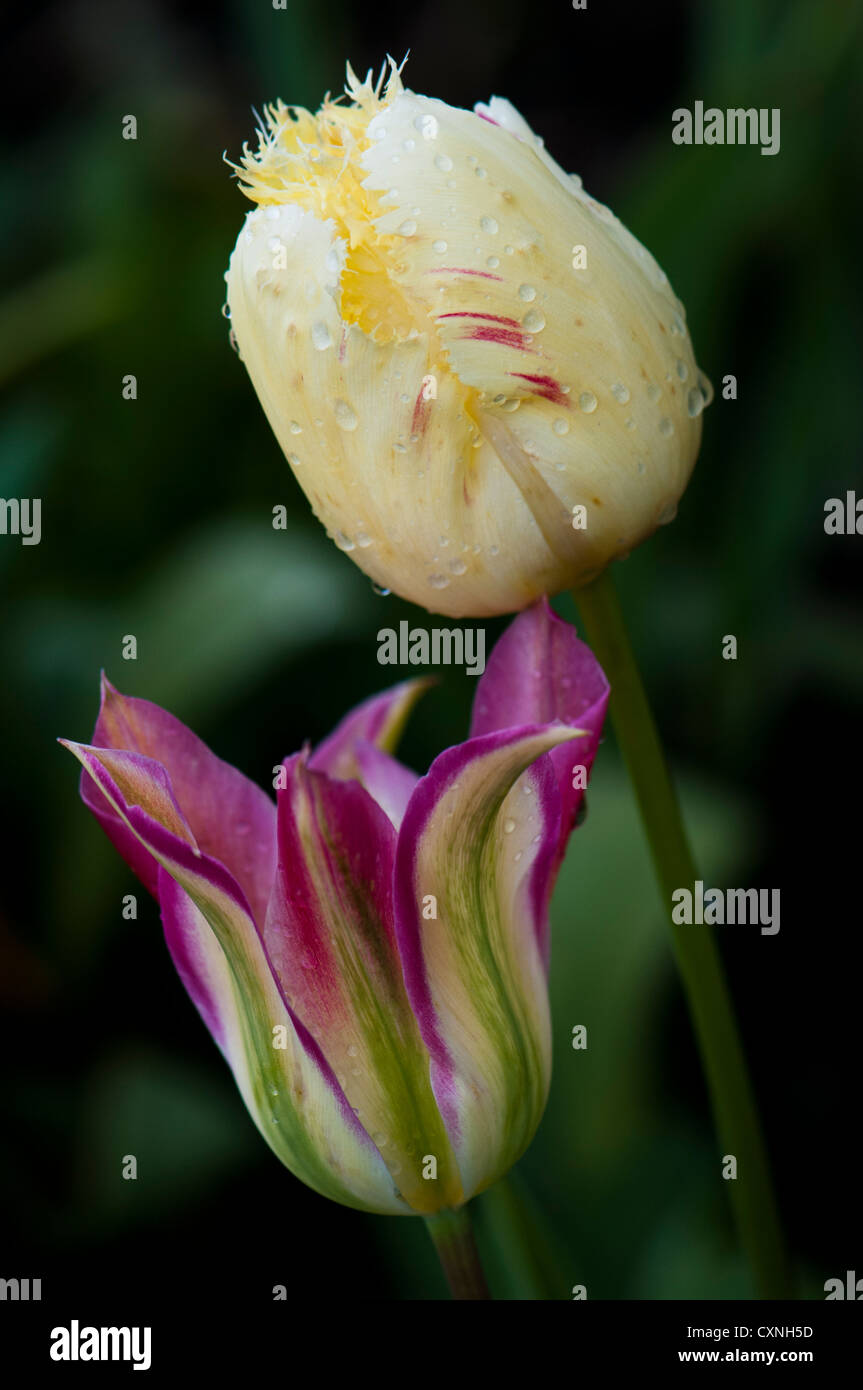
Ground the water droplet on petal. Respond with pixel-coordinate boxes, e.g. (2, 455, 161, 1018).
(518, 284, 536, 301)
(432, 239, 447, 253)
(449, 558, 467, 575)
(658, 501, 678, 525)
(398, 219, 417, 236)
(522, 309, 545, 332)
(428, 574, 450, 589)
(312, 321, 332, 351)
(335, 400, 358, 431)
(335, 531, 356, 552)
(659, 416, 674, 436)
(579, 391, 597, 413)
(487, 255, 500, 269)
(553, 418, 570, 436)
(611, 382, 630, 404)
(647, 383, 661, 402)
(480, 215, 498, 234)
(503, 818, 516, 834)
(686, 388, 704, 418)
(289, 420, 302, 434)
(676, 359, 689, 381)
(355, 531, 373, 548)
(435, 153, 453, 172)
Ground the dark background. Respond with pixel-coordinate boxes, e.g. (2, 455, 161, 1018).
(1, 0, 861, 1303)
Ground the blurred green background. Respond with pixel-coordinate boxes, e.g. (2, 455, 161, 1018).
(1, 0, 861, 1301)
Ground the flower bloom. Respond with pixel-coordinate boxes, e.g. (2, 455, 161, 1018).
(61, 602, 608, 1214)
(226, 62, 711, 618)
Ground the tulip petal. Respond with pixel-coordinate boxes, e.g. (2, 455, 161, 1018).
(471, 598, 609, 904)
(265, 755, 462, 1213)
(360, 91, 703, 584)
(63, 739, 409, 1214)
(393, 723, 581, 1199)
(308, 678, 428, 782)
(83, 676, 276, 926)
(354, 739, 418, 829)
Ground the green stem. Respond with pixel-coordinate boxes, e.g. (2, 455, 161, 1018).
(425, 1207, 491, 1300)
(574, 571, 792, 1299)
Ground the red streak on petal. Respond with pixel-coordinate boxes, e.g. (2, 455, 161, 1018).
(476, 112, 501, 127)
(438, 311, 521, 328)
(412, 385, 432, 435)
(427, 267, 504, 281)
(338, 326, 347, 363)
(464, 326, 529, 349)
(509, 372, 570, 407)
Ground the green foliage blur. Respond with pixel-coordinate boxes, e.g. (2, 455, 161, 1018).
(1, 0, 861, 1300)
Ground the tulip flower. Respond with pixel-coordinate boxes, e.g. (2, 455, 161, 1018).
(61, 601, 607, 1235)
(226, 60, 711, 618)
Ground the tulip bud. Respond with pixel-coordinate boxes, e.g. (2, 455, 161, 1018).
(226, 61, 711, 617)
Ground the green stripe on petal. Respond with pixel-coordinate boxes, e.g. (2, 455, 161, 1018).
(394, 725, 582, 1200)
(63, 740, 410, 1215)
(266, 756, 463, 1213)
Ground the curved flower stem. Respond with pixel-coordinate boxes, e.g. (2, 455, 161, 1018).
(574, 571, 793, 1300)
(424, 1207, 491, 1300)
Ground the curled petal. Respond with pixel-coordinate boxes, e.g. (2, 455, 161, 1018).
(394, 724, 580, 1199)
(84, 676, 276, 926)
(63, 739, 408, 1214)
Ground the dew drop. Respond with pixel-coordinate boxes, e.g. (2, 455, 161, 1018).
(435, 153, 453, 172)
(658, 501, 678, 525)
(626, 418, 636, 431)
(288, 453, 301, 467)
(356, 531, 373, 548)
(518, 284, 536, 301)
(334, 400, 358, 431)
(312, 320, 332, 351)
(347, 1045, 358, 1058)
(334, 531, 356, 552)
(502, 398, 520, 412)
(504, 244, 514, 255)
(449, 558, 467, 575)
(687, 388, 704, 418)
(289, 420, 302, 435)
(503, 818, 516, 834)
(476, 167, 488, 179)
(676, 359, 689, 381)
(398, 219, 417, 236)
(647, 383, 661, 403)
(480, 215, 498, 234)
(579, 391, 597, 413)
(221, 302, 231, 319)
(487, 255, 500, 269)
(522, 309, 545, 332)
(372, 583, 391, 596)
(611, 382, 630, 404)
(659, 416, 674, 437)
(553, 418, 569, 435)
(514, 851, 523, 863)
(428, 574, 450, 589)
(403, 138, 416, 152)
(698, 372, 715, 406)
(670, 313, 685, 336)
(432, 239, 447, 253)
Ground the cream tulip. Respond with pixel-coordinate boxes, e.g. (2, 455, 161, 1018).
(226, 61, 711, 618)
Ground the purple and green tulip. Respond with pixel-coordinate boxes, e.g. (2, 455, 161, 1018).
(61, 600, 607, 1233)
